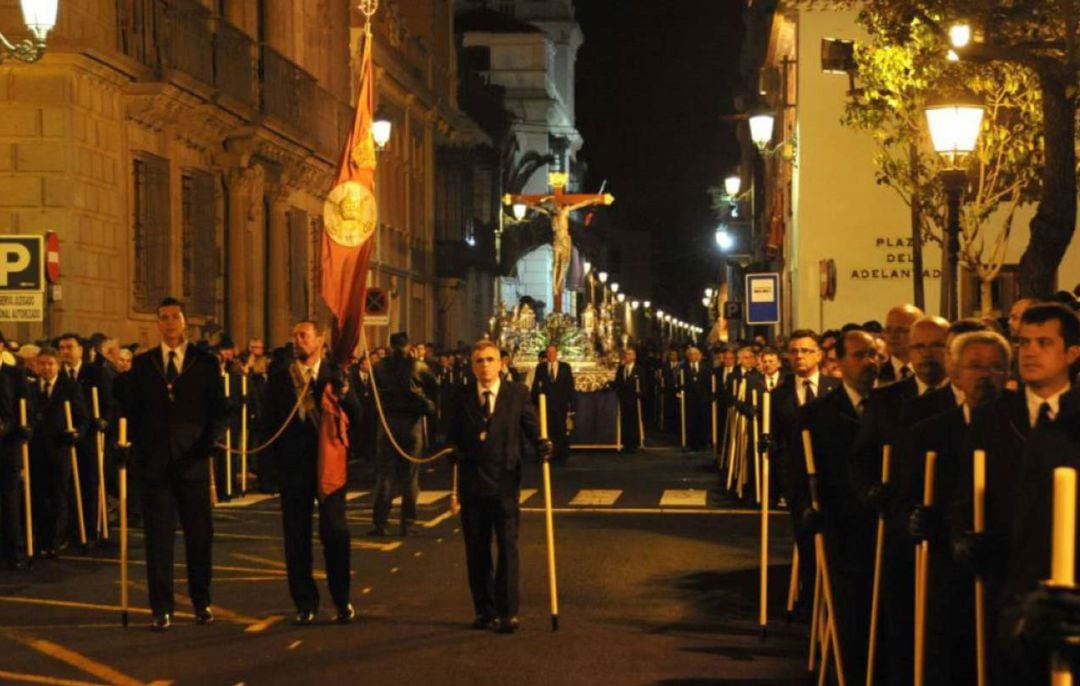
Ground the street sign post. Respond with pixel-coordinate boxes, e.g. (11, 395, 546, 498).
(0, 236, 45, 322)
(745, 273, 780, 325)
(723, 301, 743, 320)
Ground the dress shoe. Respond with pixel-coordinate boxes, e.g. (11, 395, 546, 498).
(492, 616, 519, 634)
(293, 609, 316, 626)
(471, 615, 495, 630)
(334, 604, 356, 624)
(195, 606, 215, 625)
(151, 613, 172, 631)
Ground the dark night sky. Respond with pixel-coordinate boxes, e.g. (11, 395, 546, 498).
(574, 0, 744, 322)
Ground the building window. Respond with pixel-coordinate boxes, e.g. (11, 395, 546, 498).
(288, 208, 309, 321)
(181, 169, 220, 318)
(132, 153, 171, 312)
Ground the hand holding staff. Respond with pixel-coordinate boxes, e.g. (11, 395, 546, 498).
(539, 394, 560, 631)
(116, 418, 131, 627)
(19, 398, 33, 560)
(91, 387, 108, 540)
(64, 400, 87, 547)
(914, 451, 938, 686)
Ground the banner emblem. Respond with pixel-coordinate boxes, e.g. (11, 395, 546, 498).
(324, 180, 376, 248)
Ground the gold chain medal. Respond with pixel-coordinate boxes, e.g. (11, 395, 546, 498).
(324, 180, 377, 248)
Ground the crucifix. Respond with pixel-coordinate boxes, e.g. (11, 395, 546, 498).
(504, 171, 614, 313)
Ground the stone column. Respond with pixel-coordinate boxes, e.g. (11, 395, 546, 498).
(246, 168, 267, 342)
(225, 166, 259, 342)
(265, 184, 291, 348)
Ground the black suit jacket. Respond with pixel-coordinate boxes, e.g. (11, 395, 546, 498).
(614, 362, 644, 405)
(773, 374, 840, 518)
(448, 381, 541, 499)
(798, 384, 875, 569)
(851, 376, 918, 505)
(28, 375, 89, 463)
(119, 344, 227, 485)
(262, 360, 362, 477)
(531, 361, 575, 418)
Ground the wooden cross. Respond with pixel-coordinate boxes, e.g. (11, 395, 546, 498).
(504, 172, 614, 313)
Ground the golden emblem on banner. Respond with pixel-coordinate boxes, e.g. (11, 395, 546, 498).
(351, 134, 377, 170)
(324, 180, 376, 247)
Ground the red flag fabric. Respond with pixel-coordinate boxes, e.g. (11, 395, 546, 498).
(317, 26, 378, 498)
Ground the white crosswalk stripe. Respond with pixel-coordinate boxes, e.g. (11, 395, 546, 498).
(659, 489, 708, 507)
(568, 489, 622, 506)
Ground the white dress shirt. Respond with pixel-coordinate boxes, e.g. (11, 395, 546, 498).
(1025, 384, 1067, 427)
(161, 341, 188, 373)
(795, 371, 821, 406)
(479, 378, 501, 414)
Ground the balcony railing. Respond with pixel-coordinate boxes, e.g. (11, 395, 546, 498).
(213, 20, 256, 107)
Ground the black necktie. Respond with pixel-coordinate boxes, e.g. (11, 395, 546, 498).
(804, 379, 815, 403)
(1035, 401, 1052, 429)
(900, 365, 912, 380)
(166, 351, 179, 382)
(68, 368, 76, 382)
(482, 390, 492, 419)
(42, 380, 51, 398)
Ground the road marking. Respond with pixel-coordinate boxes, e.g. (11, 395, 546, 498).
(345, 491, 370, 501)
(519, 489, 538, 504)
(214, 494, 276, 508)
(130, 582, 269, 630)
(659, 489, 708, 507)
(350, 540, 402, 552)
(392, 490, 450, 506)
(73, 556, 288, 576)
(244, 616, 283, 634)
(0, 669, 105, 685)
(0, 595, 189, 619)
(288, 640, 301, 650)
(0, 629, 150, 686)
(568, 489, 622, 506)
(422, 510, 454, 528)
(521, 507, 786, 515)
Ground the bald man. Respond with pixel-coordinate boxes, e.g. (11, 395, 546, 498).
(879, 304, 923, 384)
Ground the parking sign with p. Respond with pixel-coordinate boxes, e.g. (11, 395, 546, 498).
(0, 236, 45, 321)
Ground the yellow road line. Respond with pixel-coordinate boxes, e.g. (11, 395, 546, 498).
(0, 669, 105, 686)
(0, 595, 190, 619)
(568, 489, 623, 506)
(0, 629, 150, 686)
(72, 555, 287, 576)
(421, 510, 454, 529)
(350, 540, 402, 551)
(230, 552, 285, 569)
(520, 506, 786, 515)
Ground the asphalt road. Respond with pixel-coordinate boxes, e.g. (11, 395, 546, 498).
(0, 447, 808, 686)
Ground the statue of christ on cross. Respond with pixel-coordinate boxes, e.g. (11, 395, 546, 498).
(505, 171, 614, 313)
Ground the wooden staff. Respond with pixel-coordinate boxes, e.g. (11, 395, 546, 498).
(679, 369, 687, 450)
(808, 561, 823, 673)
(223, 372, 232, 498)
(539, 394, 560, 631)
(736, 380, 749, 499)
(785, 544, 799, 622)
(711, 375, 717, 450)
(635, 376, 644, 449)
(91, 387, 108, 540)
(759, 389, 771, 638)
(801, 428, 846, 685)
(724, 401, 739, 491)
(240, 374, 249, 495)
(913, 450, 938, 686)
(657, 370, 665, 433)
(64, 400, 87, 546)
(450, 463, 459, 515)
(752, 389, 761, 504)
(972, 449, 987, 686)
(1050, 467, 1076, 686)
(19, 398, 33, 560)
(118, 417, 130, 627)
(866, 445, 892, 686)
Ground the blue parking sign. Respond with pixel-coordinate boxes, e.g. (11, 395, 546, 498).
(745, 273, 780, 325)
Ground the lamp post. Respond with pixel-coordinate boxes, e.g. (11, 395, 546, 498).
(924, 94, 984, 320)
(1, 0, 58, 63)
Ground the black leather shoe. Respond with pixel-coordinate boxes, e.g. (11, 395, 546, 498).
(195, 606, 214, 625)
(335, 604, 355, 624)
(493, 616, 519, 634)
(293, 610, 316, 626)
(471, 615, 495, 630)
(151, 613, 172, 631)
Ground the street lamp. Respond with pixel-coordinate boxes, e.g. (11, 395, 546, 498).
(748, 107, 776, 152)
(610, 282, 619, 294)
(643, 300, 651, 309)
(631, 300, 640, 310)
(2, 0, 58, 63)
(616, 292, 625, 303)
(924, 93, 985, 320)
(372, 110, 392, 151)
(598, 271, 608, 284)
(715, 226, 734, 251)
(704, 287, 714, 298)
(724, 174, 741, 197)
(583, 260, 592, 274)
(701, 296, 710, 307)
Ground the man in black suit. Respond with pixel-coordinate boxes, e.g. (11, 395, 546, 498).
(614, 347, 644, 452)
(446, 339, 551, 633)
(531, 345, 575, 464)
(57, 333, 113, 543)
(678, 346, 712, 451)
(905, 329, 1011, 685)
(262, 321, 361, 625)
(117, 297, 227, 630)
(660, 349, 681, 435)
(0, 351, 24, 569)
(959, 303, 1080, 680)
(878, 304, 922, 384)
(499, 350, 523, 384)
(771, 330, 840, 606)
(27, 347, 88, 558)
(797, 329, 880, 684)
(370, 332, 437, 537)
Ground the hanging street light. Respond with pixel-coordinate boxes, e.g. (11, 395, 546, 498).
(372, 110, 392, 151)
(924, 93, 985, 320)
(724, 174, 742, 197)
(748, 106, 776, 152)
(1, 0, 58, 63)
